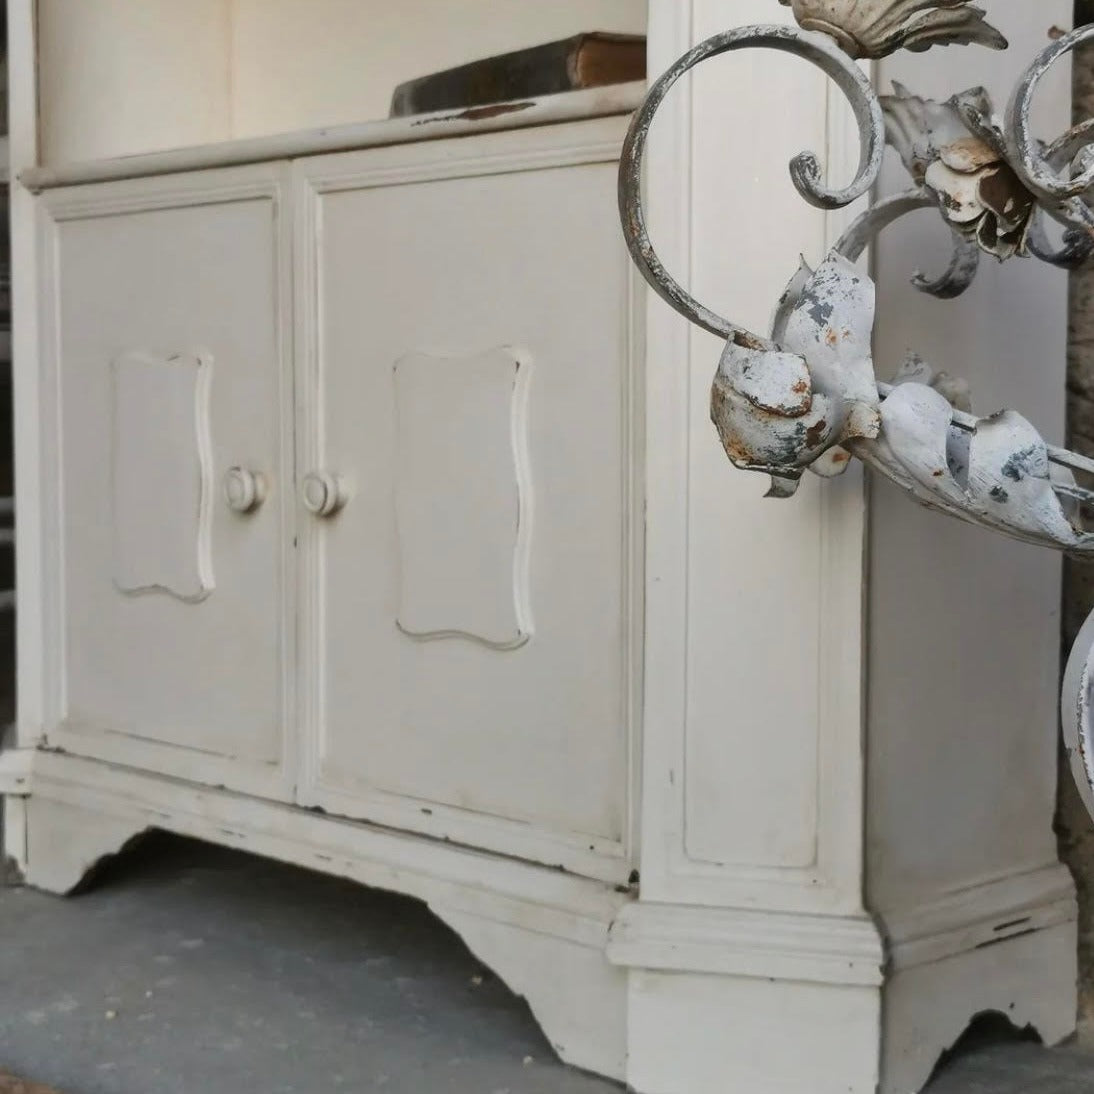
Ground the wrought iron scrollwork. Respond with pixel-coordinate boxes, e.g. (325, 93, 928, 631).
(619, 9, 1094, 545)
(619, 3, 1094, 817)
(618, 24, 884, 347)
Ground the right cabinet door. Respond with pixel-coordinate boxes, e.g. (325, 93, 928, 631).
(295, 119, 640, 882)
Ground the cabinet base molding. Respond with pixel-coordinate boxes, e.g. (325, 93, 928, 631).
(608, 878, 1076, 1094)
(882, 921, 1077, 1094)
(878, 869, 1078, 1094)
(609, 902, 885, 1093)
(606, 901, 885, 986)
(437, 906, 628, 1080)
(3, 752, 1079, 1094)
(7, 752, 631, 1080)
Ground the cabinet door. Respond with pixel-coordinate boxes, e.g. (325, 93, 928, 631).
(296, 120, 640, 882)
(41, 166, 293, 796)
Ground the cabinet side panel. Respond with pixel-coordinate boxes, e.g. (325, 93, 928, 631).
(868, 2, 1072, 912)
(640, 0, 867, 912)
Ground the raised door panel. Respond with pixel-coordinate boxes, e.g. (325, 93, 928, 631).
(297, 120, 640, 881)
(41, 166, 292, 794)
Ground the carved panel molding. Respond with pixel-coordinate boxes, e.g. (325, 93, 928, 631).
(111, 350, 214, 602)
(394, 346, 533, 650)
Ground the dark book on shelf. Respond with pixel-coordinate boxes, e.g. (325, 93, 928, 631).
(390, 32, 647, 118)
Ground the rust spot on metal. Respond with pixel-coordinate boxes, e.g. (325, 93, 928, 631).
(412, 101, 535, 126)
(825, 329, 839, 346)
(792, 379, 809, 395)
(734, 330, 766, 351)
(831, 451, 850, 465)
(939, 189, 964, 213)
(805, 419, 828, 448)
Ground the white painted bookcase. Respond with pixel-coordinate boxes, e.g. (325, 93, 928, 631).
(0, 3, 1079, 1092)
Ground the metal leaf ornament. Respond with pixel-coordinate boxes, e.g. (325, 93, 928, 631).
(619, 13, 1094, 819)
(777, 0, 1007, 59)
(850, 358, 1094, 552)
(710, 253, 880, 498)
(712, 250, 1094, 551)
(620, 18, 1094, 542)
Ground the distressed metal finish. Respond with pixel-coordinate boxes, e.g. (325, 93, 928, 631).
(853, 373, 1094, 552)
(1006, 23, 1094, 234)
(1063, 610, 1094, 823)
(619, 0, 1094, 816)
(882, 83, 1036, 260)
(776, 0, 1006, 59)
(709, 252, 880, 495)
(833, 188, 981, 298)
(619, 3, 1094, 528)
(710, 244, 1094, 545)
(618, 23, 885, 345)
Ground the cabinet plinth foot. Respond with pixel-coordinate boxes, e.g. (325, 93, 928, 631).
(22, 793, 151, 895)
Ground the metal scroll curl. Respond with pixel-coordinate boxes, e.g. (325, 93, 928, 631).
(1006, 23, 1094, 234)
(833, 189, 981, 299)
(621, 5, 1094, 824)
(619, 17, 1094, 551)
(618, 23, 885, 348)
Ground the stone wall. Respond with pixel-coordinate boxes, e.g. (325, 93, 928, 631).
(1059, 0, 1094, 1038)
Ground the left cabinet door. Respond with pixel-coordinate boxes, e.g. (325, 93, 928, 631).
(38, 165, 294, 797)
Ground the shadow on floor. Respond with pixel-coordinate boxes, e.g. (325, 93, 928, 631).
(0, 832, 620, 1094)
(4, 832, 1094, 1093)
(926, 1039, 1094, 1094)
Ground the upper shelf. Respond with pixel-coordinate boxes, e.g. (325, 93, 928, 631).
(34, 0, 648, 173)
(21, 83, 646, 191)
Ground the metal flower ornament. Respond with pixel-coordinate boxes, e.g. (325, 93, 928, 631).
(777, 0, 1008, 57)
(618, 3, 1094, 815)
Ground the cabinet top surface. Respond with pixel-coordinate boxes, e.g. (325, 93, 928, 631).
(22, 83, 646, 193)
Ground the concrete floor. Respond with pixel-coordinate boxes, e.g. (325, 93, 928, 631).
(0, 833, 1092, 1094)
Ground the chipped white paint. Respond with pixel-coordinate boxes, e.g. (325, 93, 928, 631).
(621, 16, 1094, 552)
(35, 166, 293, 790)
(1, 3, 1079, 1094)
(857, 375, 1092, 550)
(1064, 610, 1094, 823)
(711, 253, 880, 496)
(292, 121, 639, 880)
(0, 749, 33, 797)
(882, 84, 1036, 261)
(776, 0, 1007, 59)
(21, 83, 649, 193)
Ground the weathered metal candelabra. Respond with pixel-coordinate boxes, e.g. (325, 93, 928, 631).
(618, 2, 1094, 815)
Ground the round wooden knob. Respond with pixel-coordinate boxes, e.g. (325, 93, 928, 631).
(302, 471, 348, 517)
(223, 467, 266, 513)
